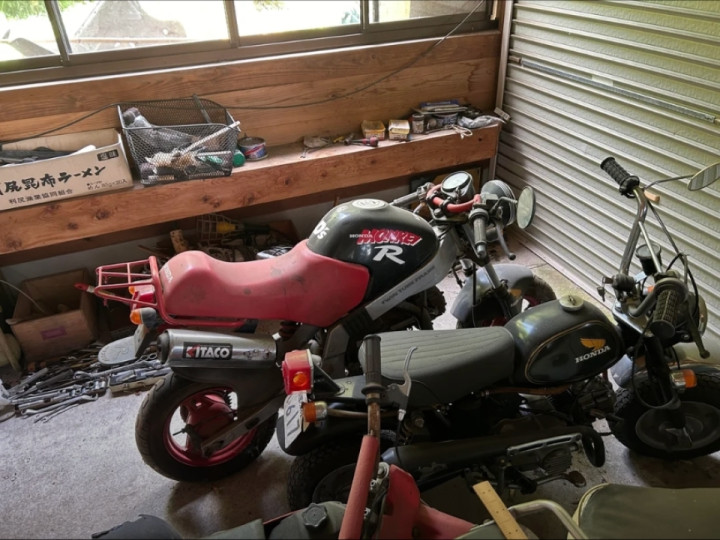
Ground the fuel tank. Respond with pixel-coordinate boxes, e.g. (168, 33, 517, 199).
(307, 199, 438, 299)
(505, 295, 624, 386)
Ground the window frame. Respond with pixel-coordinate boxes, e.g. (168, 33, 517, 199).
(0, 0, 497, 88)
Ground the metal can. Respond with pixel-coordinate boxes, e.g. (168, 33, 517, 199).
(238, 137, 268, 161)
(411, 113, 425, 134)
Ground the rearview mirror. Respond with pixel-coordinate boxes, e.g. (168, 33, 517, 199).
(688, 162, 720, 191)
(517, 187, 536, 229)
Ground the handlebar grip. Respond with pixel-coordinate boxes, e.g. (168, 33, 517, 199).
(600, 157, 631, 185)
(362, 334, 382, 387)
(650, 287, 681, 340)
(472, 210, 489, 261)
(600, 157, 640, 195)
(391, 191, 420, 207)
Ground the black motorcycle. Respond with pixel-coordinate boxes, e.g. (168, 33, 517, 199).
(277, 157, 720, 509)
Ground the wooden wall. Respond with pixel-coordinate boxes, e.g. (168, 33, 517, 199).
(0, 30, 502, 267)
(0, 31, 501, 147)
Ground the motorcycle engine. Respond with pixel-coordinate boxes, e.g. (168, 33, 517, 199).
(571, 376, 616, 421)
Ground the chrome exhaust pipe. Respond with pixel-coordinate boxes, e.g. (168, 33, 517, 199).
(158, 329, 277, 368)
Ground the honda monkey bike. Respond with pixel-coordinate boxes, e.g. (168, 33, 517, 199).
(277, 157, 720, 510)
(93, 325, 720, 540)
(80, 171, 553, 482)
(93, 335, 588, 540)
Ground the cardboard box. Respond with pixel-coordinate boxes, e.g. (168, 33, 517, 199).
(0, 129, 133, 211)
(9, 268, 98, 363)
(388, 119, 410, 141)
(361, 120, 386, 141)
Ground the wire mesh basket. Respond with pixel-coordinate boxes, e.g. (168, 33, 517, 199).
(118, 98, 240, 185)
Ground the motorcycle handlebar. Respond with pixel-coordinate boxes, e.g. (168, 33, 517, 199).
(471, 209, 489, 262)
(627, 277, 687, 339)
(649, 287, 682, 341)
(362, 335, 382, 388)
(391, 191, 421, 207)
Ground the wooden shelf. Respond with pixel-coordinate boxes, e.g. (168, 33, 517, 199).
(0, 124, 499, 262)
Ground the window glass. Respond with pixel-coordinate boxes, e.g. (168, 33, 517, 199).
(371, 0, 484, 23)
(0, 1, 60, 60)
(234, 0, 360, 37)
(0, 0, 492, 85)
(61, 0, 228, 53)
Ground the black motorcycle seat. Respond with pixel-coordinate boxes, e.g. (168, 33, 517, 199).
(360, 327, 515, 407)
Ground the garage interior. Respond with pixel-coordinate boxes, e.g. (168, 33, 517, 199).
(1, 0, 719, 538)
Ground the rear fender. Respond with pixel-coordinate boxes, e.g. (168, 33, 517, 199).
(451, 263, 537, 322)
(172, 367, 284, 406)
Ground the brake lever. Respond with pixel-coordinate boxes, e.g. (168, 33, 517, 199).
(494, 220, 516, 260)
(396, 346, 416, 422)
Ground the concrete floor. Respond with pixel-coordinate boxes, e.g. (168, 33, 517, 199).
(1, 238, 720, 539)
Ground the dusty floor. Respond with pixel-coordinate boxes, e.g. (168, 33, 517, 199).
(1, 239, 719, 539)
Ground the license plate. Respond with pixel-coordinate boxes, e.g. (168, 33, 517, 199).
(283, 391, 307, 448)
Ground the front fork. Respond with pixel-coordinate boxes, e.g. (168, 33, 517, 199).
(640, 336, 691, 444)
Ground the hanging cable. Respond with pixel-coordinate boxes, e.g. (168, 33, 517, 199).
(0, 1, 484, 145)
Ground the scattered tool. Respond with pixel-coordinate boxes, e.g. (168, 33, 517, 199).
(0, 344, 169, 423)
(345, 136, 378, 147)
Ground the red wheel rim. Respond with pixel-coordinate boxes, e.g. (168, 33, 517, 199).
(163, 387, 257, 467)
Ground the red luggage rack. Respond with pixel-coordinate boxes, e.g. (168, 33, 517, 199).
(80, 257, 250, 328)
(87, 258, 161, 310)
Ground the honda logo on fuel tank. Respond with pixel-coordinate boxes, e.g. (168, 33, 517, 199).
(183, 343, 233, 359)
(575, 338, 611, 364)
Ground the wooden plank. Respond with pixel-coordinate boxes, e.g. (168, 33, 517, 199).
(472, 481, 528, 540)
(0, 124, 499, 258)
(223, 58, 499, 145)
(0, 32, 500, 129)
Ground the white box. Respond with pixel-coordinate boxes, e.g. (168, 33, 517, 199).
(0, 128, 133, 211)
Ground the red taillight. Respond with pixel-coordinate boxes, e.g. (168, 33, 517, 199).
(131, 284, 155, 303)
(282, 349, 314, 394)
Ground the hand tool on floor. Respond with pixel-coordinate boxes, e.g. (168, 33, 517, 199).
(344, 136, 378, 147)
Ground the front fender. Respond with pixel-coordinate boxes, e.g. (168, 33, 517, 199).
(611, 340, 720, 389)
(450, 263, 537, 324)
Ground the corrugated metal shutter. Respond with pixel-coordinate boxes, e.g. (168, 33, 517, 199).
(498, 0, 720, 345)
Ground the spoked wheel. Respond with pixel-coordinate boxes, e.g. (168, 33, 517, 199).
(458, 275, 556, 328)
(136, 373, 276, 481)
(609, 372, 720, 460)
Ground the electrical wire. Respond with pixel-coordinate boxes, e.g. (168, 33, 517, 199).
(224, 0, 485, 111)
(0, 1, 485, 145)
(0, 279, 48, 315)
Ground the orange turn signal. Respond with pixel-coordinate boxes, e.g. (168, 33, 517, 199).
(682, 369, 697, 389)
(129, 309, 142, 325)
(302, 401, 328, 423)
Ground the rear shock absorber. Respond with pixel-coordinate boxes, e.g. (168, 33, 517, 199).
(278, 320, 299, 340)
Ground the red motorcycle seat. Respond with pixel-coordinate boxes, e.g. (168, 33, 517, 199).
(159, 240, 370, 327)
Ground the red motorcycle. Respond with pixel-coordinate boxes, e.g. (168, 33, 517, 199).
(79, 171, 554, 482)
